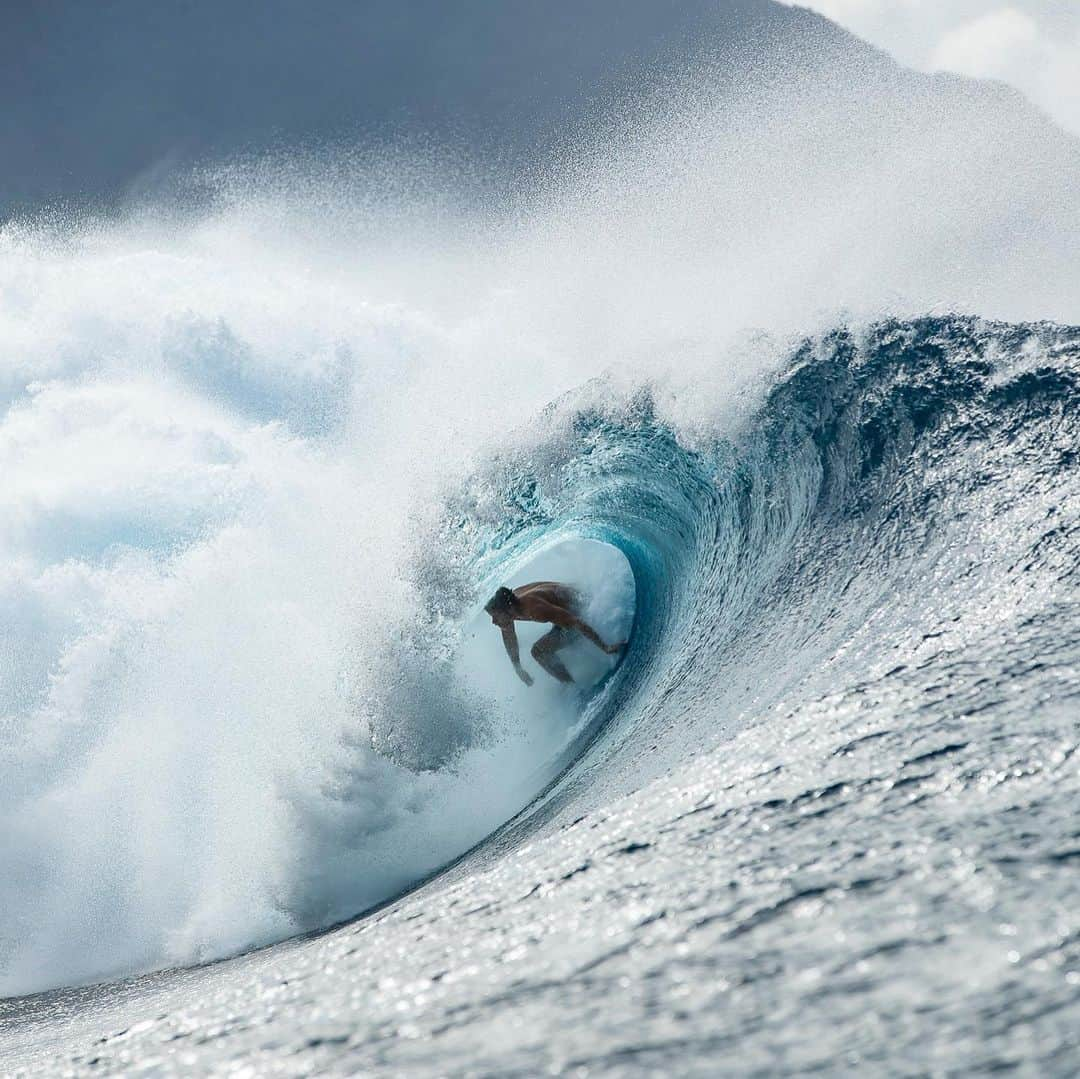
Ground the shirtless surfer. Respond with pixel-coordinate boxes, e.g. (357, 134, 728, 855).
(485, 582, 625, 686)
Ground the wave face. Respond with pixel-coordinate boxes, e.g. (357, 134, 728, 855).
(4, 312, 1078, 1075)
(378, 319, 1080, 1075)
(1, 27, 1079, 1032)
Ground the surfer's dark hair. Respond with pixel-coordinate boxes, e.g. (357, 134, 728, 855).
(484, 586, 517, 614)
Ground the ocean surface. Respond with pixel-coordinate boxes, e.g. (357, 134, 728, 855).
(1, 13, 1079, 1074)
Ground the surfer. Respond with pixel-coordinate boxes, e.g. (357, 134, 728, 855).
(485, 582, 625, 686)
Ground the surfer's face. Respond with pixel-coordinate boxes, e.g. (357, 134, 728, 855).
(490, 610, 511, 627)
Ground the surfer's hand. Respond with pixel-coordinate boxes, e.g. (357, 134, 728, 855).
(516, 665, 534, 687)
(604, 641, 627, 655)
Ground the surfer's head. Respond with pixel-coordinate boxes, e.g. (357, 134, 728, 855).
(485, 586, 518, 625)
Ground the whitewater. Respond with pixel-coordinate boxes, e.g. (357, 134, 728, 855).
(2, 37, 1079, 1075)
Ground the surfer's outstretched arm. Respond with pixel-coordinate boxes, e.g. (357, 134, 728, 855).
(573, 617, 625, 655)
(542, 602, 625, 655)
(500, 625, 534, 686)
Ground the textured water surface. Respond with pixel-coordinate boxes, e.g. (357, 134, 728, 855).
(3, 318, 1078, 1076)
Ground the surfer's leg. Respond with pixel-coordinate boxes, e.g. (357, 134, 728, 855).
(531, 627, 574, 684)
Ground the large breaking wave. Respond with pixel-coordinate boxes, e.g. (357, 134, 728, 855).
(1, 47, 1078, 998)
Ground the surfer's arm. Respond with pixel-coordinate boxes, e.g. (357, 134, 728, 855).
(500, 625, 534, 686)
(573, 617, 624, 654)
(544, 603, 624, 655)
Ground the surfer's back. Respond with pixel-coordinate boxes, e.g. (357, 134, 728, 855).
(513, 581, 583, 614)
